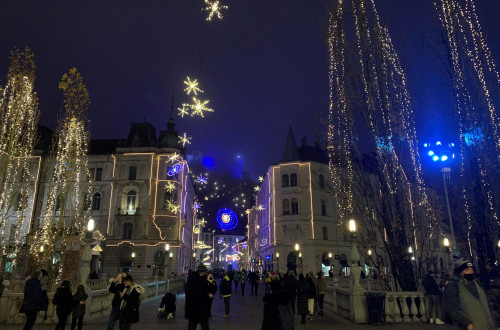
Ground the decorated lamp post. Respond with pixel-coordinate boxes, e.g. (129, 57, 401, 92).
(276, 252, 280, 273)
(79, 219, 94, 287)
(349, 219, 363, 291)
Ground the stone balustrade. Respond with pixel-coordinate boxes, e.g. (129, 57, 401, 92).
(0, 277, 186, 324)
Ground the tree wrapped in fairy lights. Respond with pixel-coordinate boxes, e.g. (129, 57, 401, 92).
(435, 0, 500, 271)
(0, 48, 40, 271)
(30, 68, 92, 279)
(327, 0, 438, 291)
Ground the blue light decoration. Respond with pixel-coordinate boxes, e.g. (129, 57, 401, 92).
(196, 175, 208, 185)
(376, 136, 394, 153)
(167, 162, 184, 176)
(193, 202, 201, 211)
(216, 208, 238, 231)
(463, 127, 484, 146)
(217, 237, 224, 244)
(423, 140, 457, 163)
(266, 255, 271, 261)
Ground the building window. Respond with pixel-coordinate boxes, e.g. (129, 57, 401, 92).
(319, 174, 325, 189)
(126, 190, 137, 214)
(290, 173, 298, 187)
(123, 223, 133, 239)
(95, 168, 103, 181)
(321, 200, 326, 216)
(283, 199, 290, 215)
(282, 174, 289, 187)
(92, 193, 102, 210)
(323, 227, 328, 240)
(291, 198, 299, 215)
(129, 166, 137, 180)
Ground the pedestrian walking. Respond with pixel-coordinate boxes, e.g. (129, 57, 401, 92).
(71, 285, 88, 330)
(239, 270, 248, 296)
(282, 271, 298, 316)
(207, 273, 218, 317)
(261, 279, 293, 330)
(20, 271, 48, 330)
(252, 271, 260, 296)
(316, 272, 326, 316)
(423, 270, 444, 324)
(220, 271, 232, 317)
(185, 265, 211, 330)
(443, 258, 495, 330)
(53, 280, 73, 330)
(264, 271, 272, 294)
(306, 272, 317, 320)
(297, 274, 309, 324)
(118, 275, 144, 330)
(108, 272, 126, 330)
(233, 271, 239, 293)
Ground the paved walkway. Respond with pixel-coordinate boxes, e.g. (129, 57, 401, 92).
(5, 283, 455, 329)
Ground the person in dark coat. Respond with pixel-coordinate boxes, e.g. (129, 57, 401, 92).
(71, 285, 88, 330)
(20, 271, 48, 330)
(53, 280, 73, 330)
(306, 272, 317, 320)
(443, 258, 495, 330)
(219, 271, 232, 317)
(261, 280, 292, 330)
(185, 265, 211, 330)
(296, 274, 310, 324)
(108, 272, 127, 330)
(158, 291, 176, 319)
(207, 273, 218, 317)
(282, 271, 298, 315)
(423, 271, 444, 324)
(119, 275, 144, 330)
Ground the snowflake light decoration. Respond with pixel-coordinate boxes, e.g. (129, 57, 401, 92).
(177, 104, 190, 118)
(167, 153, 181, 163)
(165, 181, 176, 193)
(184, 76, 204, 95)
(203, 0, 228, 21)
(193, 202, 202, 210)
(254, 186, 260, 192)
(258, 176, 264, 182)
(196, 175, 208, 185)
(166, 201, 180, 214)
(178, 133, 192, 147)
(190, 97, 213, 117)
(257, 204, 265, 211)
(245, 209, 251, 215)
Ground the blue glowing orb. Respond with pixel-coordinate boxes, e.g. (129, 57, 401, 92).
(217, 208, 238, 231)
(168, 163, 184, 176)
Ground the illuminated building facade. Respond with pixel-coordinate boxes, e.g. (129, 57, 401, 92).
(29, 109, 196, 279)
(248, 127, 354, 275)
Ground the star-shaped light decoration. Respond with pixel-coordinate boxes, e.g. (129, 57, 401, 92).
(178, 104, 190, 118)
(166, 201, 181, 214)
(196, 175, 208, 185)
(245, 209, 251, 215)
(165, 181, 176, 193)
(193, 202, 202, 211)
(258, 176, 264, 182)
(254, 186, 260, 192)
(167, 153, 181, 163)
(203, 0, 228, 21)
(184, 76, 203, 95)
(190, 97, 213, 117)
(257, 204, 265, 211)
(178, 133, 192, 147)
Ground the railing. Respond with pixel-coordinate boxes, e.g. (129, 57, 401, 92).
(0, 276, 186, 324)
(385, 292, 427, 323)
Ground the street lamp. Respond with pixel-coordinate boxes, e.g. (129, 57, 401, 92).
(87, 219, 95, 232)
(298, 252, 303, 275)
(328, 252, 333, 276)
(443, 237, 451, 272)
(79, 219, 95, 286)
(295, 243, 299, 251)
(276, 252, 280, 273)
(192, 252, 196, 269)
(131, 252, 136, 258)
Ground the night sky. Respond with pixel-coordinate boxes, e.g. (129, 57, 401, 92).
(1, 0, 500, 180)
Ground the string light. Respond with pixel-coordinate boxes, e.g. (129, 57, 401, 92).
(203, 0, 228, 21)
(190, 97, 213, 118)
(165, 181, 176, 193)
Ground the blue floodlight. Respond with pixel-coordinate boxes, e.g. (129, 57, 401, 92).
(441, 155, 448, 162)
(436, 141, 442, 146)
(432, 155, 439, 162)
(428, 150, 435, 156)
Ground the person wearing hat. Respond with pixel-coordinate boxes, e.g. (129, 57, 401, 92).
(443, 258, 495, 330)
(185, 265, 211, 329)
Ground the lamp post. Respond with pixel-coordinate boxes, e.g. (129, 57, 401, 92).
(298, 252, 303, 275)
(348, 219, 363, 291)
(295, 243, 301, 274)
(192, 252, 196, 269)
(164, 243, 170, 279)
(276, 252, 280, 273)
(328, 252, 333, 277)
(443, 237, 451, 272)
(79, 219, 94, 287)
